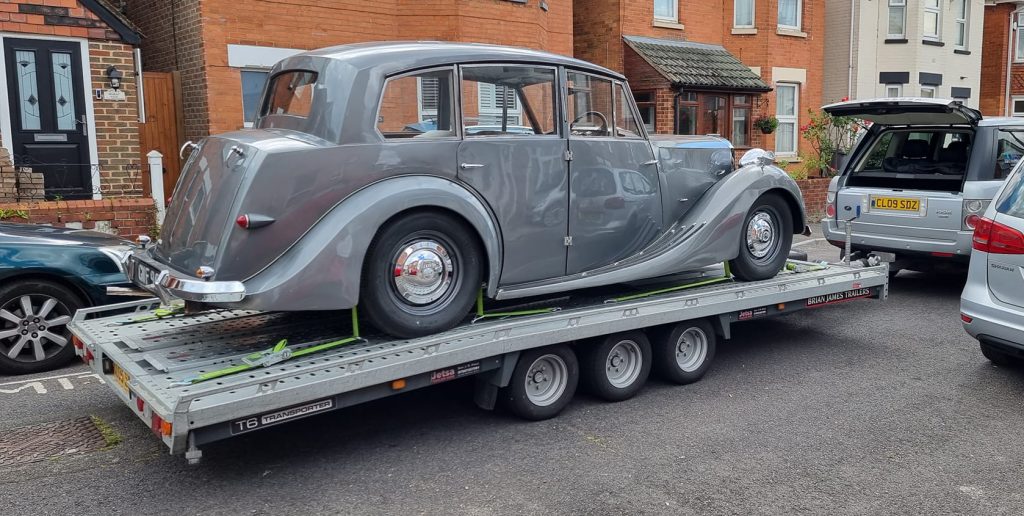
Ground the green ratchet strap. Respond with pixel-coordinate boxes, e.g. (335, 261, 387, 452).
(473, 289, 560, 323)
(609, 262, 734, 303)
(108, 304, 186, 326)
(785, 261, 829, 273)
(174, 307, 362, 386)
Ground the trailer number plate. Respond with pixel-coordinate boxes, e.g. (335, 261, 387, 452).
(231, 398, 334, 435)
(806, 288, 872, 308)
(113, 363, 131, 395)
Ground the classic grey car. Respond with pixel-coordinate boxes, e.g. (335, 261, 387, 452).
(127, 42, 807, 338)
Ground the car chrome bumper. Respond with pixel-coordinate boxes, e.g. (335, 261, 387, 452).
(125, 251, 246, 304)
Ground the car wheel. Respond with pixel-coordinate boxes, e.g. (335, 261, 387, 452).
(580, 331, 651, 402)
(980, 341, 1017, 367)
(729, 193, 794, 281)
(501, 345, 579, 420)
(0, 280, 83, 375)
(361, 211, 483, 338)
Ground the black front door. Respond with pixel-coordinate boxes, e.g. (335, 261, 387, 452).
(4, 38, 92, 199)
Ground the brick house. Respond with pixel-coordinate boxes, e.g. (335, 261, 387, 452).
(123, 0, 572, 158)
(980, 1, 1024, 117)
(574, 0, 825, 165)
(0, 0, 155, 237)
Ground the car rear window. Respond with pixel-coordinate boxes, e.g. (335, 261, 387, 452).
(994, 130, 1024, 180)
(847, 129, 971, 192)
(262, 70, 317, 118)
(996, 161, 1024, 219)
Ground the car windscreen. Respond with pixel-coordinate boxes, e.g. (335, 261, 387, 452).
(846, 128, 971, 192)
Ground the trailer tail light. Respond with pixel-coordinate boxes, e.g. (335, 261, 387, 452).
(136, 397, 145, 412)
(972, 217, 1024, 254)
(150, 413, 171, 436)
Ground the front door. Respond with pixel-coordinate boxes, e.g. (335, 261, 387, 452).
(566, 71, 662, 275)
(4, 38, 92, 199)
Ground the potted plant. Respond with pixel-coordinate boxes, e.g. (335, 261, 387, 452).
(754, 115, 778, 135)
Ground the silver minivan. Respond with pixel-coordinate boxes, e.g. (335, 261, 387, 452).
(820, 98, 1021, 274)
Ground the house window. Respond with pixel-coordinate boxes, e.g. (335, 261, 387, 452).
(732, 95, 751, 147)
(654, 0, 678, 21)
(241, 70, 269, 127)
(1011, 97, 1024, 117)
(923, 0, 941, 40)
(1017, 13, 1024, 62)
(676, 92, 698, 135)
(734, 0, 754, 28)
(476, 82, 521, 126)
(954, 0, 969, 50)
(778, 0, 801, 29)
(634, 91, 656, 133)
(887, 0, 906, 38)
(886, 84, 902, 97)
(920, 86, 936, 98)
(775, 83, 798, 156)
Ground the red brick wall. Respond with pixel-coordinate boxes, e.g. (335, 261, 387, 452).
(795, 177, 829, 218)
(980, 3, 1014, 117)
(0, 198, 156, 239)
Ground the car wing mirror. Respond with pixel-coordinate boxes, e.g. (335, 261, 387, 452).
(738, 148, 775, 168)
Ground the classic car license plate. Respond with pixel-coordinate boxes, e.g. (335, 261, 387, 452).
(113, 363, 131, 394)
(871, 196, 920, 213)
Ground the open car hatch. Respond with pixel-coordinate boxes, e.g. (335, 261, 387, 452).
(822, 98, 982, 126)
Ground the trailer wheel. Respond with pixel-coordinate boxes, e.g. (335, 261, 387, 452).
(652, 319, 716, 384)
(502, 345, 578, 420)
(581, 331, 651, 402)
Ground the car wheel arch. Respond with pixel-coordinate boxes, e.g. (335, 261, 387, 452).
(762, 187, 806, 233)
(0, 271, 93, 306)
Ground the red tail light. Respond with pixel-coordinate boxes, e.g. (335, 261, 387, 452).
(825, 203, 836, 218)
(964, 214, 981, 230)
(973, 217, 1024, 254)
(604, 196, 626, 209)
(236, 214, 250, 229)
(961, 313, 973, 323)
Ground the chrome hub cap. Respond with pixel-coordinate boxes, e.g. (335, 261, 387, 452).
(0, 295, 71, 363)
(605, 340, 643, 388)
(392, 240, 454, 305)
(525, 354, 568, 406)
(746, 211, 777, 260)
(676, 328, 708, 372)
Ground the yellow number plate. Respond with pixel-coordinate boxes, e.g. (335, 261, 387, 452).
(871, 196, 921, 212)
(113, 363, 131, 394)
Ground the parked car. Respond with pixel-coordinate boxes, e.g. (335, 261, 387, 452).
(820, 98, 1020, 275)
(961, 158, 1024, 365)
(0, 223, 134, 374)
(126, 42, 807, 338)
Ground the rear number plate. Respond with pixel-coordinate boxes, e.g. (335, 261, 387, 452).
(870, 196, 921, 213)
(113, 363, 131, 394)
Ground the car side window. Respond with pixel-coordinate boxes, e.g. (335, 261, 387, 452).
(377, 68, 455, 139)
(460, 65, 556, 137)
(997, 160, 1024, 219)
(995, 130, 1024, 180)
(615, 83, 642, 138)
(566, 71, 613, 137)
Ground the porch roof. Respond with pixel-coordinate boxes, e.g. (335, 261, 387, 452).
(623, 36, 771, 93)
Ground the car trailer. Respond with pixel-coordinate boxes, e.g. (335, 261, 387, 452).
(70, 261, 888, 464)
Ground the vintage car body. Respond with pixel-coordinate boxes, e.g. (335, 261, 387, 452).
(128, 42, 806, 337)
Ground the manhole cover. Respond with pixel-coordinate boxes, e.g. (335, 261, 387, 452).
(0, 416, 111, 467)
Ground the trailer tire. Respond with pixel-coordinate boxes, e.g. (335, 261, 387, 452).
(502, 345, 578, 420)
(652, 319, 716, 384)
(581, 331, 651, 402)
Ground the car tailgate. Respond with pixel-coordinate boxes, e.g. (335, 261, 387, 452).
(837, 186, 963, 236)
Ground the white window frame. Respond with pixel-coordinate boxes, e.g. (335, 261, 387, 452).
(1012, 96, 1024, 117)
(923, 0, 941, 41)
(775, 82, 799, 156)
(954, 0, 969, 50)
(777, 0, 801, 30)
(1017, 12, 1024, 63)
(477, 82, 521, 126)
(734, 0, 755, 28)
(920, 86, 937, 98)
(885, 84, 902, 98)
(887, 0, 906, 39)
(417, 76, 439, 123)
(654, 0, 678, 22)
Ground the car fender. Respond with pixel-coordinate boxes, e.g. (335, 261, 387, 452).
(236, 175, 502, 311)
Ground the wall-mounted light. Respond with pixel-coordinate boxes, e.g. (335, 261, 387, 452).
(106, 65, 124, 90)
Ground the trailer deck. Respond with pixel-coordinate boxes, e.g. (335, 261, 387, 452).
(70, 262, 888, 462)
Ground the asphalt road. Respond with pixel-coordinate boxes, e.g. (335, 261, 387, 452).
(2, 239, 1023, 515)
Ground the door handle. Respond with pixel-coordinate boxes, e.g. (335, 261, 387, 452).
(460, 163, 485, 170)
(77, 115, 88, 136)
(642, 159, 658, 166)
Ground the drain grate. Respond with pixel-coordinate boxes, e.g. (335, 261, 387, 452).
(0, 416, 111, 467)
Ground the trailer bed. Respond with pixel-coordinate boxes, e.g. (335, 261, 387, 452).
(70, 262, 888, 461)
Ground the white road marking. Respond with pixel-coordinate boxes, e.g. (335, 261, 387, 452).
(0, 381, 47, 394)
(58, 377, 74, 390)
(0, 371, 104, 395)
(0, 368, 94, 386)
(793, 238, 825, 247)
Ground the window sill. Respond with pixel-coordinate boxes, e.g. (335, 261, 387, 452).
(884, 38, 908, 44)
(776, 27, 807, 38)
(731, 27, 757, 35)
(652, 19, 684, 30)
(954, 49, 971, 55)
(922, 39, 945, 47)
(775, 155, 801, 162)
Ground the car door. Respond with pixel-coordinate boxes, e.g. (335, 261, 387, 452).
(455, 64, 568, 285)
(565, 72, 662, 275)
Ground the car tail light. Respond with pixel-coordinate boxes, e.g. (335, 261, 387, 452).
(235, 213, 274, 229)
(972, 217, 1024, 254)
(825, 192, 837, 218)
(236, 214, 250, 229)
(961, 313, 973, 324)
(964, 214, 981, 230)
(962, 199, 990, 231)
(604, 196, 626, 209)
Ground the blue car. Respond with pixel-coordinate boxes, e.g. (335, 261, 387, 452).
(0, 223, 135, 374)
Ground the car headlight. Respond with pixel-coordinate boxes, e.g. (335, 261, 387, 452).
(99, 245, 133, 274)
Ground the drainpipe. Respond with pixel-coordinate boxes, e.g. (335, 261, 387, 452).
(1008, 8, 1019, 116)
(848, 0, 855, 99)
(673, 88, 682, 134)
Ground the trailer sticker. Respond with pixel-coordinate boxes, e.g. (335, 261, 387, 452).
(806, 288, 872, 308)
(738, 306, 768, 321)
(430, 361, 481, 384)
(231, 398, 334, 435)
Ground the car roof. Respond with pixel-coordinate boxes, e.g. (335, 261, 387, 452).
(296, 41, 625, 80)
(978, 117, 1024, 127)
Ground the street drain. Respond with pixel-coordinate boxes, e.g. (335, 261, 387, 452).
(0, 416, 112, 467)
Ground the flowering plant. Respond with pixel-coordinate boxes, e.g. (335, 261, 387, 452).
(799, 97, 863, 177)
